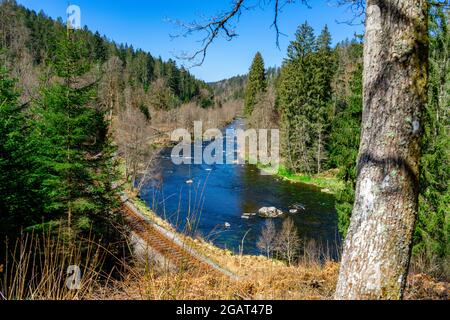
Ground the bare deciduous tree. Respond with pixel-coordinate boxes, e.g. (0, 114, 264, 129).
(248, 88, 278, 130)
(99, 56, 123, 126)
(115, 107, 162, 191)
(276, 217, 301, 266)
(0, 1, 39, 104)
(257, 219, 277, 259)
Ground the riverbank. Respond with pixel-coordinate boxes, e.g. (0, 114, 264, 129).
(257, 162, 344, 194)
(115, 127, 447, 300)
(109, 186, 449, 300)
(115, 187, 340, 299)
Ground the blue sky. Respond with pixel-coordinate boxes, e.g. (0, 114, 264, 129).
(17, 0, 363, 82)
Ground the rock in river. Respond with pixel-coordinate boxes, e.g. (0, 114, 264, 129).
(241, 212, 256, 219)
(292, 203, 306, 210)
(258, 207, 284, 218)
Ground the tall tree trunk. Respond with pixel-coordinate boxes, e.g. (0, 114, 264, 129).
(335, 0, 428, 299)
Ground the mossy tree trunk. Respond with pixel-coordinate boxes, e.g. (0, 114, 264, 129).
(335, 0, 429, 299)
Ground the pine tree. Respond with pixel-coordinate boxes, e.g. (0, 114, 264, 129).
(244, 52, 266, 116)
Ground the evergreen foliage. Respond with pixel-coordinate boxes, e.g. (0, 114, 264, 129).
(331, 63, 363, 237)
(413, 6, 450, 275)
(0, 66, 43, 235)
(28, 29, 120, 237)
(244, 52, 266, 116)
(0, 0, 448, 279)
(276, 22, 335, 174)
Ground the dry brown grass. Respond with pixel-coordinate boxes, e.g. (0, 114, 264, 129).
(100, 258, 339, 300)
(2, 211, 447, 300)
(102, 195, 340, 300)
(0, 230, 110, 300)
(404, 273, 449, 300)
(3, 191, 446, 300)
(99, 245, 449, 300)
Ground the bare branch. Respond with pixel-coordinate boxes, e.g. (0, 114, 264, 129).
(170, 0, 246, 67)
(172, 0, 310, 67)
(333, 0, 365, 26)
(174, 0, 424, 66)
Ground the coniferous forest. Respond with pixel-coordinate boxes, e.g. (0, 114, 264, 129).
(0, 1, 215, 236)
(0, 0, 448, 302)
(244, 14, 448, 280)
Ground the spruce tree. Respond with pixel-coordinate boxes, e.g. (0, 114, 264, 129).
(312, 25, 335, 173)
(330, 64, 363, 236)
(0, 66, 43, 235)
(31, 29, 119, 237)
(277, 22, 331, 174)
(287, 22, 316, 61)
(167, 59, 181, 96)
(244, 52, 266, 116)
(414, 6, 450, 275)
(277, 59, 316, 173)
(93, 31, 107, 62)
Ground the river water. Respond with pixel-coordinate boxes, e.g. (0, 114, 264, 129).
(139, 120, 341, 256)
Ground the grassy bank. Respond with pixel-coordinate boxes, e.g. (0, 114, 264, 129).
(257, 163, 344, 194)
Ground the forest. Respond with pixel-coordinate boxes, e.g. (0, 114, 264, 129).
(243, 15, 448, 279)
(0, 0, 448, 301)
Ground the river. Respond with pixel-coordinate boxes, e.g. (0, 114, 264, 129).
(139, 119, 341, 257)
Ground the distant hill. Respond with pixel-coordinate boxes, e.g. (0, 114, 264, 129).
(0, 0, 213, 109)
(209, 66, 279, 103)
(209, 74, 247, 102)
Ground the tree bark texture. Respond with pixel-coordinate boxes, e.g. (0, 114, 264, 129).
(335, 0, 428, 299)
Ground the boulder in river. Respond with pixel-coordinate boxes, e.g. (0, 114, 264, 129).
(258, 207, 284, 218)
(292, 203, 306, 211)
(241, 212, 256, 219)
